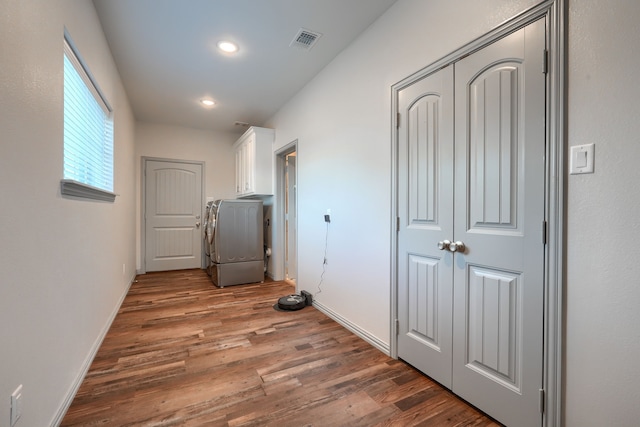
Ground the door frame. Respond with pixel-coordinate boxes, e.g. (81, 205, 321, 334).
(389, 1, 565, 426)
(274, 140, 298, 283)
(141, 156, 206, 274)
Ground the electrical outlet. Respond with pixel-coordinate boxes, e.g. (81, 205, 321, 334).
(11, 385, 23, 426)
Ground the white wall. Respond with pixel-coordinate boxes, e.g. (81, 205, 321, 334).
(267, 0, 640, 425)
(266, 0, 540, 352)
(564, 1, 640, 425)
(0, 0, 136, 425)
(135, 122, 237, 271)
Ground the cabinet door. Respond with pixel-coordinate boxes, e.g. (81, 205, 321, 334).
(234, 127, 274, 197)
(235, 143, 244, 196)
(244, 134, 255, 194)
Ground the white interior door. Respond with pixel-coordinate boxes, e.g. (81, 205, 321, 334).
(452, 19, 545, 427)
(145, 159, 203, 272)
(397, 65, 455, 388)
(397, 19, 545, 427)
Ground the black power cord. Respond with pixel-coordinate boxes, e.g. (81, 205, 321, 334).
(315, 216, 330, 298)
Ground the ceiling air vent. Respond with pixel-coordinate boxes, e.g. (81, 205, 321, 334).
(234, 121, 249, 127)
(290, 28, 322, 50)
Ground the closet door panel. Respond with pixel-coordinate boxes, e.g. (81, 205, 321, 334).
(452, 19, 546, 427)
(397, 65, 455, 388)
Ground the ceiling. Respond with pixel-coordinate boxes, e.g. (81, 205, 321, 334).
(92, 0, 398, 134)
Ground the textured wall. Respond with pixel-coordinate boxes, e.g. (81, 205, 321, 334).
(268, 0, 640, 424)
(134, 122, 237, 271)
(564, 0, 640, 425)
(0, 1, 136, 425)
(266, 0, 540, 350)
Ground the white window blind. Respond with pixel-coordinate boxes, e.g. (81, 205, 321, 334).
(62, 36, 115, 200)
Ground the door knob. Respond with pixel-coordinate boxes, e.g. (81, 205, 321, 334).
(437, 240, 452, 251)
(195, 222, 201, 228)
(449, 241, 465, 253)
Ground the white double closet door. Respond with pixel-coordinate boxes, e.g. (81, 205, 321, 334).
(397, 19, 545, 427)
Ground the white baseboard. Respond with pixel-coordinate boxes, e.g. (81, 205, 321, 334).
(312, 301, 390, 355)
(51, 273, 135, 426)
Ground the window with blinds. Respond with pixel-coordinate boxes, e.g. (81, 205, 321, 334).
(61, 34, 115, 202)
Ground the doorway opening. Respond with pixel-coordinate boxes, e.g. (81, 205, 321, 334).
(276, 142, 297, 285)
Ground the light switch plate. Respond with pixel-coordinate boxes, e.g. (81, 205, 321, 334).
(570, 144, 595, 174)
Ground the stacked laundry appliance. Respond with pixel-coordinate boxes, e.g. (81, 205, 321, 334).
(203, 199, 264, 287)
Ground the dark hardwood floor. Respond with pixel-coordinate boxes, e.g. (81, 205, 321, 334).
(61, 269, 500, 426)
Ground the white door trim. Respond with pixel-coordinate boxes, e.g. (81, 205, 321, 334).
(141, 156, 206, 274)
(389, 1, 565, 425)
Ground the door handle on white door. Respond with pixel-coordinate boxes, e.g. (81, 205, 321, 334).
(195, 222, 201, 228)
(448, 241, 465, 253)
(438, 240, 452, 251)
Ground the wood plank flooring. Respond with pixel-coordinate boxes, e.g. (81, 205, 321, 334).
(61, 269, 500, 427)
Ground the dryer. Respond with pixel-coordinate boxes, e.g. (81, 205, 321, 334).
(209, 199, 264, 287)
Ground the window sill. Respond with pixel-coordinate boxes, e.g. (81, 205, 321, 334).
(60, 179, 116, 202)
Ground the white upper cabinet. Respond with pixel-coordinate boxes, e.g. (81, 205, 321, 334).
(233, 126, 275, 197)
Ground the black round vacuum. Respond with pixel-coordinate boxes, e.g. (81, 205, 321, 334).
(276, 294, 306, 311)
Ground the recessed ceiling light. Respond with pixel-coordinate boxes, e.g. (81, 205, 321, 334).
(217, 41, 239, 54)
(200, 99, 215, 107)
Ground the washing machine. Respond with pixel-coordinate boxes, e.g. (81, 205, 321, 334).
(203, 201, 215, 276)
